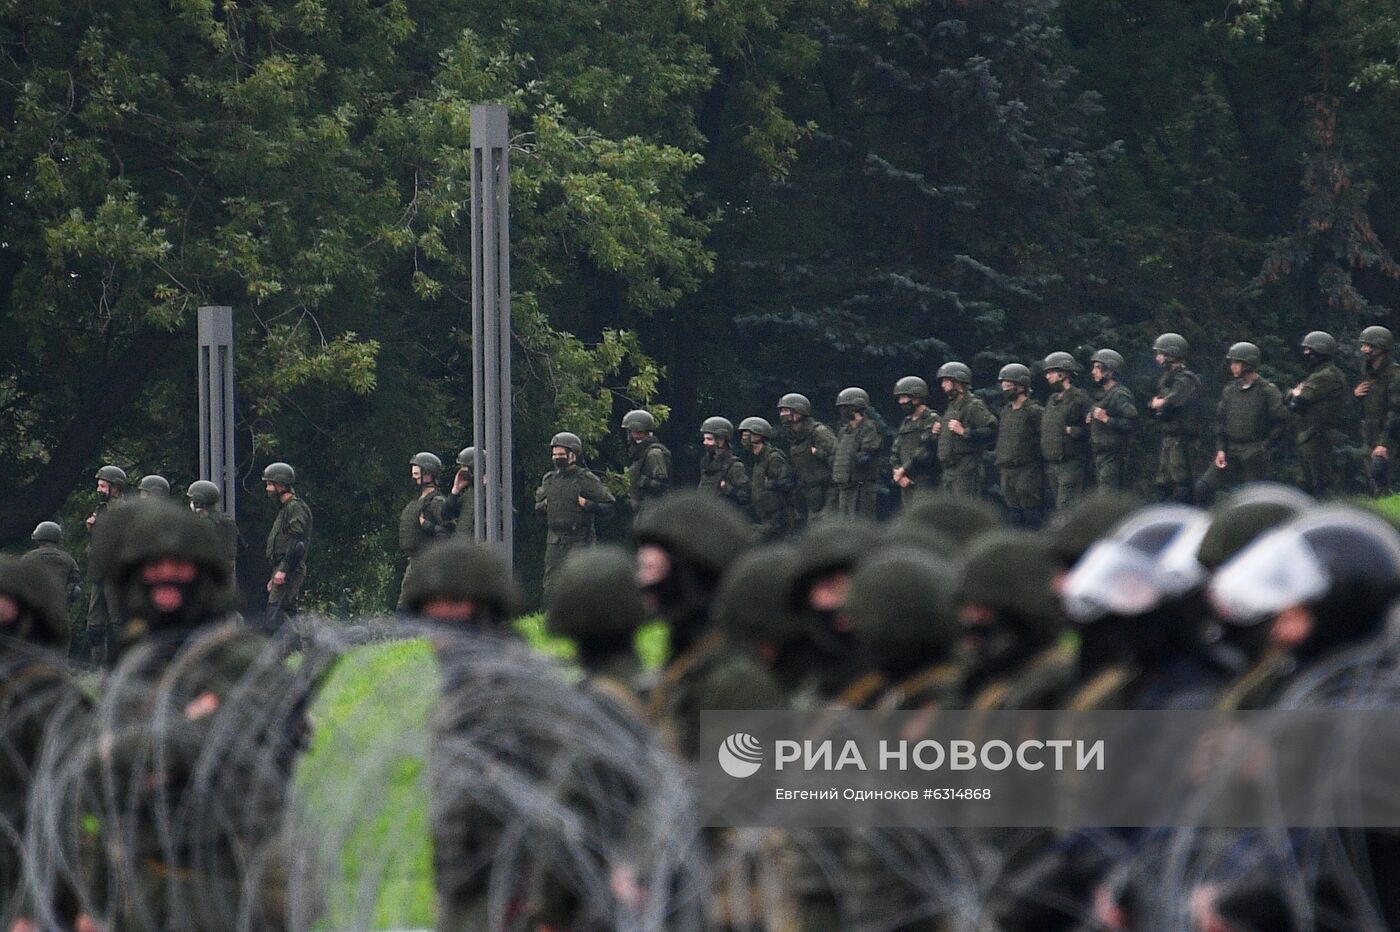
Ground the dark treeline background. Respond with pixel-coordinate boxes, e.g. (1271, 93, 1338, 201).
(4, 0, 1399, 606)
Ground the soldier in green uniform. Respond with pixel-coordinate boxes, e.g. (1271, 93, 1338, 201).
(1149, 333, 1202, 504)
(83, 464, 128, 665)
(622, 409, 671, 517)
(402, 537, 523, 628)
(186, 480, 239, 581)
(262, 461, 312, 631)
(137, 474, 170, 498)
(1040, 351, 1093, 511)
(956, 531, 1076, 710)
(22, 520, 82, 608)
(697, 416, 751, 511)
(1286, 330, 1345, 497)
(441, 446, 480, 539)
(936, 361, 997, 497)
(831, 387, 884, 517)
(0, 556, 86, 929)
(635, 492, 758, 755)
(545, 545, 650, 708)
(777, 392, 838, 524)
(889, 376, 940, 506)
(91, 501, 300, 931)
(535, 432, 616, 602)
(739, 416, 794, 540)
(396, 452, 453, 612)
(1197, 342, 1290, 502)
(1087, 348, 1139, 490)
(1356, 325, 1400, 496)
(995, 363, 1045, 527)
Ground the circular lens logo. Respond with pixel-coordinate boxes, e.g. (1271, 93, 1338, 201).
(718, 732, 764, 778)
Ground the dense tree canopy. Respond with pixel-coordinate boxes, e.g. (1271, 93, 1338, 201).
(3, 0, 1399, 604)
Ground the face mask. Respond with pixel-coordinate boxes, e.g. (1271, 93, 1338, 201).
(1001, 387, 1021, 401)
(898, 400, 915, 413)
(552, 456, 570, 469)
(266, 489, 281, 501)
(98, 489, 111, 504)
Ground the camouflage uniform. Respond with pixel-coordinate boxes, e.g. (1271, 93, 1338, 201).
(1358, 328, 1400, 495)
(1290, 351, 1345, 497)
(1199, 376, 1289, 497)
(995, 394, 1045, 524)
(1041, 382, 1093, 511)
(783, 417, 838, 523)
(626, 440, 671, 514)
(751, 443, 796, 541)
(535, 461, 615, 603)
(1152, 364, 1202, 503)
(1089, 381, 1139, 490)
(84, 494, 125, 664)
(265, 493, 312, 627)
(698, 448, 751, 511)
(938, 390, 996, 496)
(832, 416, 883, 518)
(22, 540, 82, 608)
(397, 485, 451, 611)
(890, 407, 940, 505)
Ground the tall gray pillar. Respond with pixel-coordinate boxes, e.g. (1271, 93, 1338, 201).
(197, 305, 237, 515)
(470, 104, 514, 570)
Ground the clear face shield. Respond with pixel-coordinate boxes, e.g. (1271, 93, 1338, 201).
(1062, 539, 1169, 623)
(1207, 527, 1330, 626)
(1156, 514, 1212, 598)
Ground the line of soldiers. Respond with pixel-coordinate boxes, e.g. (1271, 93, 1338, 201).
(7, 470, 1400, 927)
(562, 327, 1398, 545)
(32, 461, 308, 664)
(524, 484, 1400, 930)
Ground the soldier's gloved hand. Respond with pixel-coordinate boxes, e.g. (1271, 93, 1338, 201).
(272, 570, 287, 586)
(577, 496, 588, 508)
(1356, 381, 1373, 398)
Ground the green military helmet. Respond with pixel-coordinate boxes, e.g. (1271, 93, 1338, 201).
(401, 538, 523, 621)
(847, 545, 959, 666)
(893, 376, 930, 399)
(997, 363, 1032, 386)
(1042, 351, 1082, 374)
(712, 544, 803, 647)
(1047, 489, 1145, 566)
(957, 530, 1064, 639)
(622, 409, 658, 432)
(186, 480, 221, 508)
(835, 386, 870, 410)
(738, 416, 774, 439)
(1197, 498, 1307, 571)
(777, 392, 813, 417)
(114, 500, 232, 589)
(899, 493, 1000, 548)
(788, 518, 882, 611)
(456, 446, 477, 467)
(546, 544, 646, 641)
(410, 451, 444, 476)
(878, 519, 957, 558)
(0, 555, 69, 646)
(937, 361, 973, 385)
(1360, 325, 1395, 351)
(138, 474, 170, 497)
(1225, 342, 1262, 368)
(31, 521, 63, 543)
(95, 464, 128, 489)
(701, 416, 735, 440)
(262, 461, 296, 485)
(632, 490, 753, 578)
(1300, 330, 1338, 356)
(550, 432, 584, 456)
(1153, 333, 1190, 359)
(1090, 348, 1125, 373)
